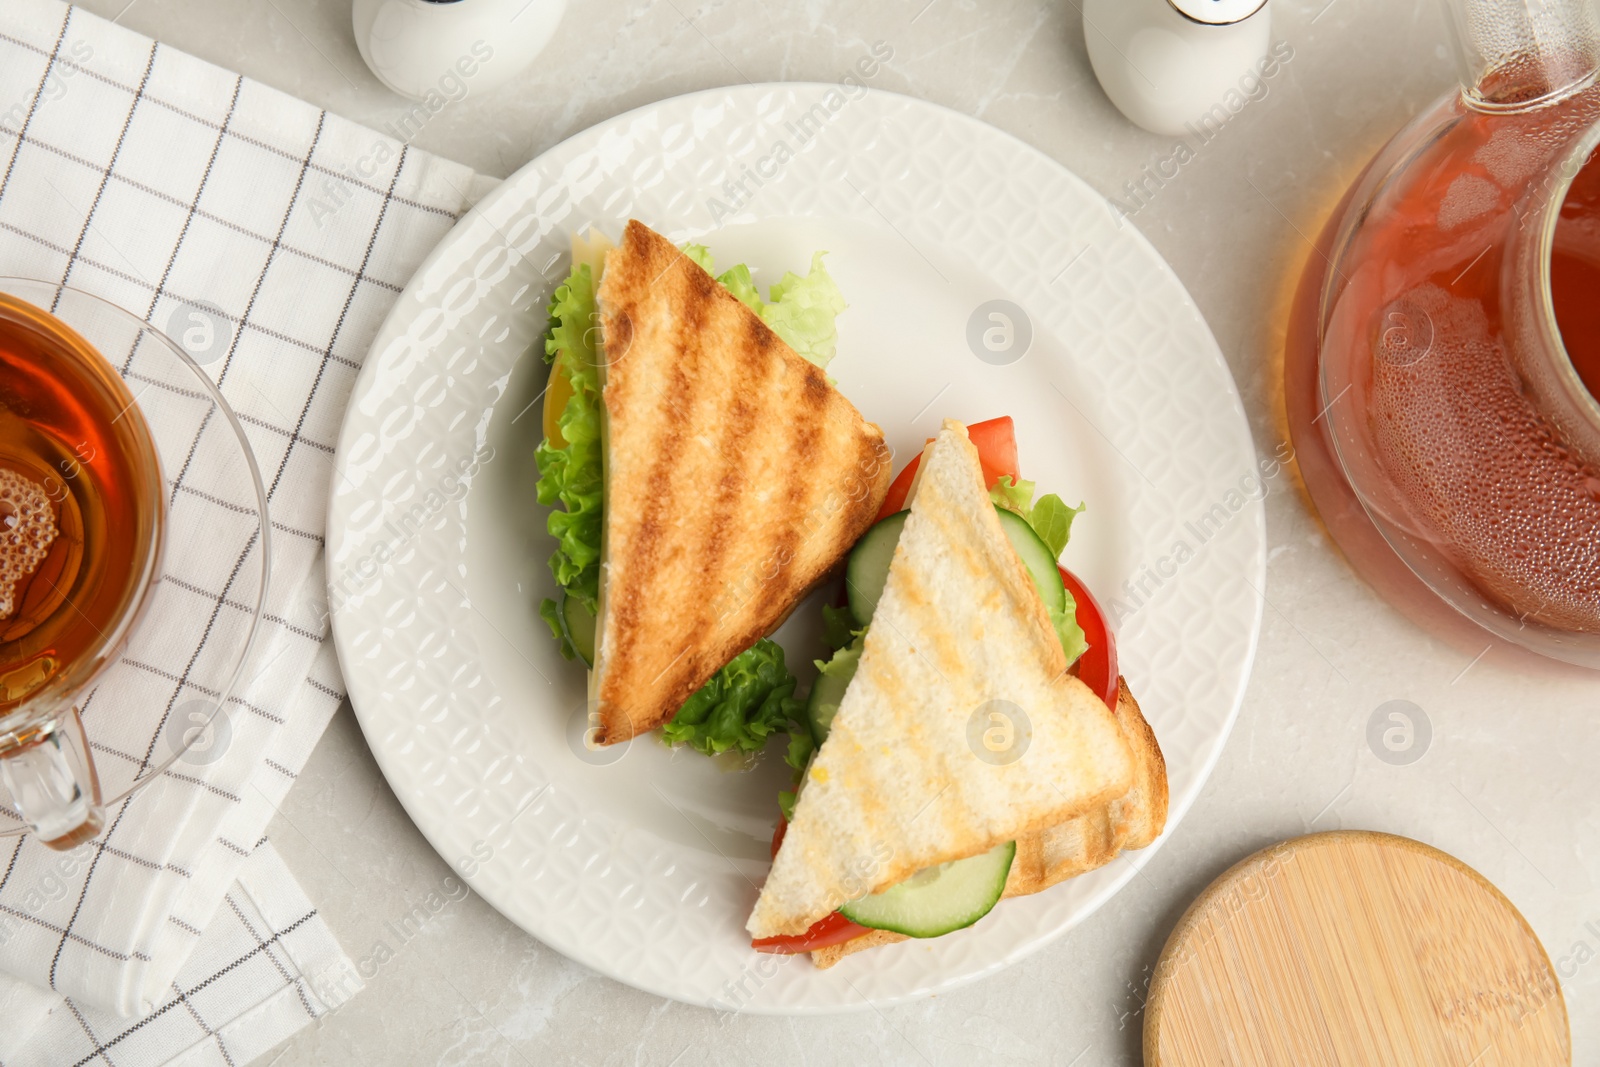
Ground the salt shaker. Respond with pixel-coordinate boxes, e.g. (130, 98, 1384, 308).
(1083, 0, 1271, 136)
(353, 0, 568, 102)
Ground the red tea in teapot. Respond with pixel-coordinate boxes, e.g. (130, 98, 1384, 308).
(1550, 153, 1600, 400)
(1286, 48, 1600, 665)
(0, 293, 163, 712)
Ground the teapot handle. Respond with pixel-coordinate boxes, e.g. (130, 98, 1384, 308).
(0, 707, 104, 850)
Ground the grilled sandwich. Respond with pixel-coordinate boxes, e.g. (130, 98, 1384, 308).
(537, 220, 892, 745)
(748, 421, 1161, 950)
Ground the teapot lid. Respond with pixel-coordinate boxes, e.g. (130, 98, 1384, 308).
(1166, 0, 1268, 25)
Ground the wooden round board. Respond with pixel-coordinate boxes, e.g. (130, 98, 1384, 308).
(1144, 831, 1569, 1066)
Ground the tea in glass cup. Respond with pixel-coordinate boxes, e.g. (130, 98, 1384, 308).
(0, 280, 269, 848)
(0, 293, 165, 717)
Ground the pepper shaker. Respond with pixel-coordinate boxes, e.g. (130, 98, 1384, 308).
(1083, 0, 1271, 136)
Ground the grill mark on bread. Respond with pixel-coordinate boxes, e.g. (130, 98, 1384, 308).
(656, 273, 720, 716)
(598, 250, 701, 741)
(602, 239, 716, 729)
(798, 361, 831, 410)
(596, 319, 641, 742)
(606, 308, 634, 363)
(847, 621, 917, 895)
(768, 412, 818, 594)
(900, 499, 977, 853)
(665, 254, 729, 703)
(686, 301, 768, 681)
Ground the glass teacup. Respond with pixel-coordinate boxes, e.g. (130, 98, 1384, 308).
(0, 280, 268, 847)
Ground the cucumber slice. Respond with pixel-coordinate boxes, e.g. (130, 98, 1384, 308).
(993, 507, 1067, 615)
(560, 591, 597, 667)
(844, 507, 1066, 626)
(805, 638, 863, 745)
(839, 841, 1016, 937)
(844, 511, 907, 625)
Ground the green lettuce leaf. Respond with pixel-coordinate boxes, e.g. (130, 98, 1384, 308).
(1050, 601, 1089, 666)
(662, 639, 804, 756)
(820, 604, 859, 653)
(714, 262, 763, 312)
(777, 635, 864, 820)
(678, 244, 846, 369)
(809, 634, 864, 742)
(777, 725, 816, 821)
(680, 243, 715, 273)
(534, 263, 605, 662)
(537, 597, 573, 660)
(761, 253, 847, 368)
(784, 728, 815, 776)
(1030, 494, 1084, 560)
(1027, 492, 1089, 664)
(989, 475, 1037, 517)
(989, 477, 1084, 564)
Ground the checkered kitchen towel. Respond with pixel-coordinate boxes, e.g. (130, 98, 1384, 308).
(0, 1, 495, 1063)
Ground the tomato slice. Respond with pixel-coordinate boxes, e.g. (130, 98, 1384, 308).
(967, 415, 1020, 487)
(1061, 566, 1118, 710)
(877, 454, 921, 520)
(770, 814, 787, 861)
(876, 416, 1020, 520)
(752, 910, 872, 954)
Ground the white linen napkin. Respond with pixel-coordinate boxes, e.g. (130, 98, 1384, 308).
(0, 774, 361, 1067)
(0, 2, 495, 1061)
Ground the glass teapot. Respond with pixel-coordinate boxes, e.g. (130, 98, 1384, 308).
(1287, 0, 1600, 668)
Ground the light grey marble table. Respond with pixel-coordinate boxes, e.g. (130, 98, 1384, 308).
(76, 0, 1600, 1063)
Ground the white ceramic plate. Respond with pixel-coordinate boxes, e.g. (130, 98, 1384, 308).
(328, 85, 1264, 1013)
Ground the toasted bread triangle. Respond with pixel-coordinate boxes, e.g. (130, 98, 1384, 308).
(592, 221, 892, 744)
(747, 420, 1135, 939)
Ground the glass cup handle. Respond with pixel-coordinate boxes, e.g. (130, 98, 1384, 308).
(0, 708, 104, 850)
